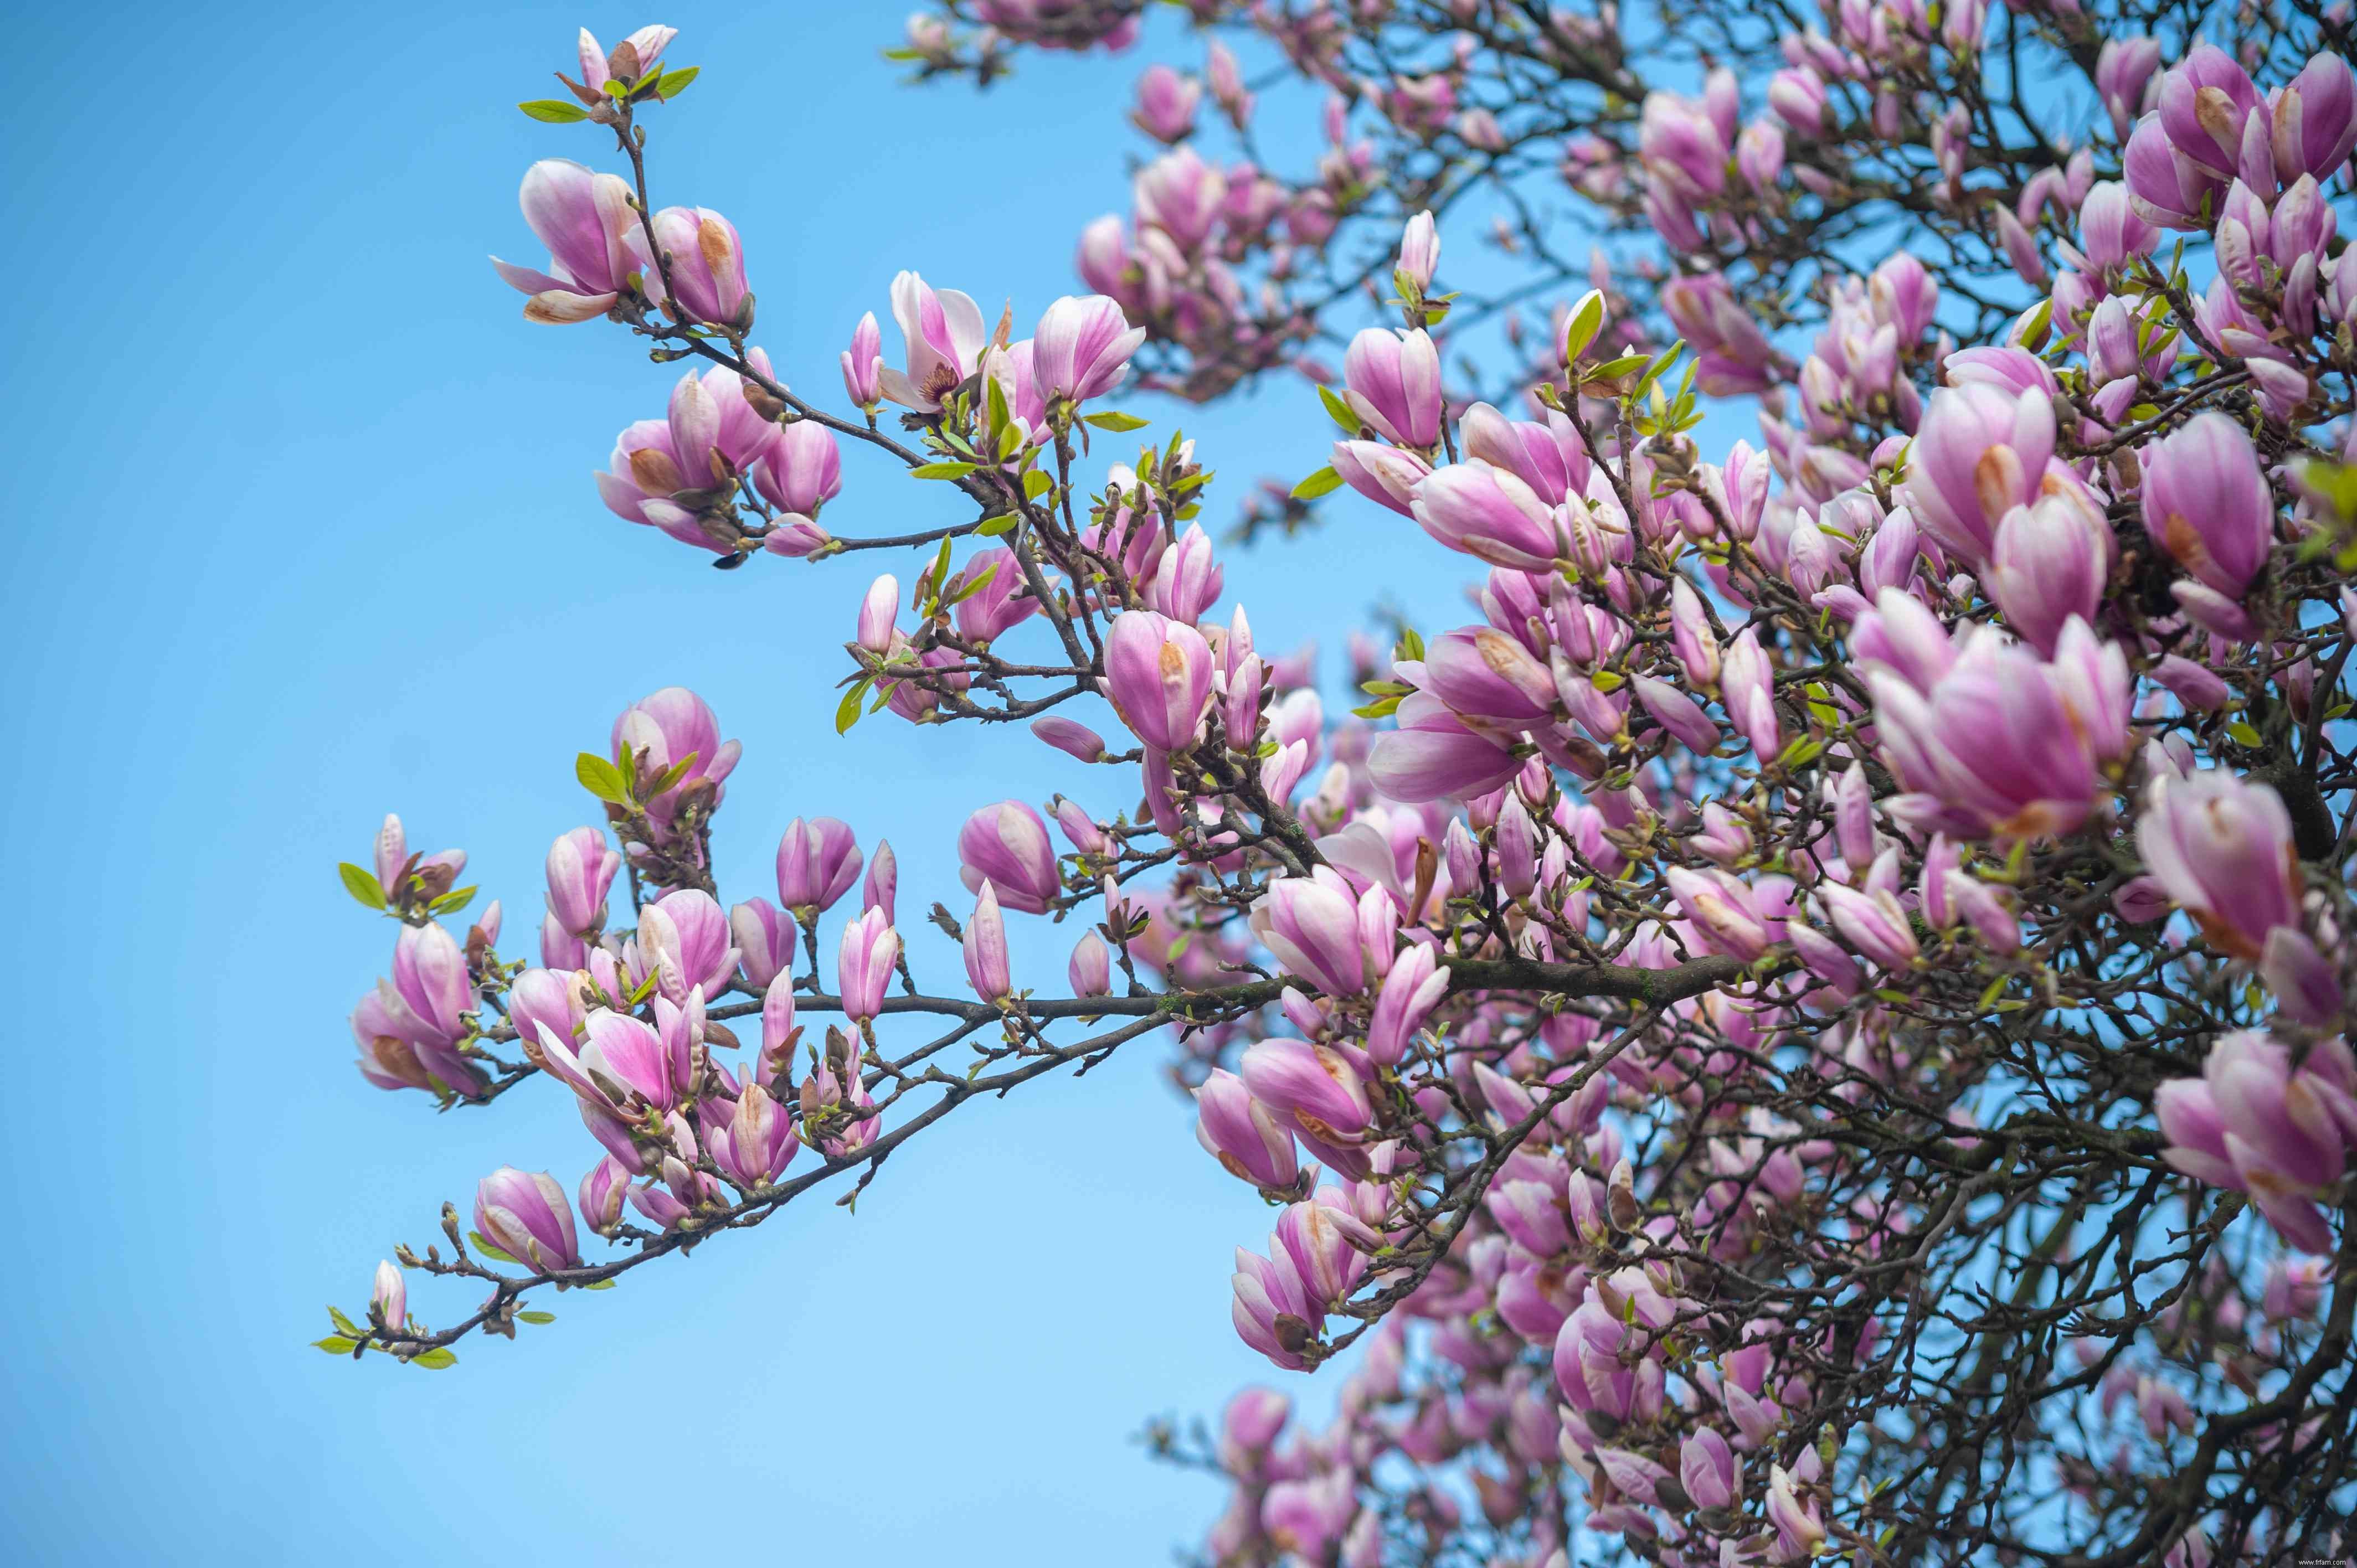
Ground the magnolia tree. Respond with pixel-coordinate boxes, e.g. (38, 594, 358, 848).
(322, 4, 2357, 1562)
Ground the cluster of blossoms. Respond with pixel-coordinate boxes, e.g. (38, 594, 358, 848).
(324, 11, 2357, 1566)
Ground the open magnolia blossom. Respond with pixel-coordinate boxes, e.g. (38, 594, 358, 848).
(330, 9, 2357, 1566)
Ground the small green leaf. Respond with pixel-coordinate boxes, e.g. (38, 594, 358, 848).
(984, 375, 1012, 445)
(649, 751, 698, 796)
(947, 562, 1001, 605)
(2226, 720, 2263, 747)
(429, 885, 477, 916)
(909, 460, 979, 480)
(517, 1311, 557, 1325)
(469, 1231, 521, 1265)
(975, 512, 1019, 537)
(575, 752, 630, 806)
(1022, 470, 1053, 501)
(1291, 465, 1344, 501)
(313, 1335, 357, 1354)
(1634, 339, 1686, 397)
(1315, 384, 1361, 435)
(338, 863, 388, 911)
(1563, 288, 1607, 363)
(327, 1306, 362, 1337)
(518, 100, 591, 123)
(410, 1348, 458, 1369)
(652, 66, 699, 98)
(584, 1277, 618, 1291)
(1082, 410, 1151, 432)
(836, 678, 873, 736)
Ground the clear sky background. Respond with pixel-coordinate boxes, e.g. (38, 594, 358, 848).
(0, 4, 1498, 1562)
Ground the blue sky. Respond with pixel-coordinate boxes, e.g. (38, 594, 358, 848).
(0, 4, 1496, 1562)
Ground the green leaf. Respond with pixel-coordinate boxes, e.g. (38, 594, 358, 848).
(1315, 384, 1362, 435)
(652, 66, 699, 98)
(517, 100, 591, 123)
(2226, 720, 2263, 748)
(923, 534, 955, 608)
(1083, 410, 1151, 432)
(468, 1231, 521, 1265)
(584, 1277, 618, 1291)
(1563, 288, 1607, 363)
(338, 863, 388, 911)
(1021, 470, 1053, 501)
(975, 512, 1018, 537)
(946, 562, 1001, 605)
(575, 752, 631, 806)
(313, 1335, 357, 1354)
(327, 1306, 362, 1337)
(983, 375, 1012, 446)
(835, 678, 873, 736)
(429, 885, 477, 916)
(1634, 338, 1686, 397)
(649, 751, 698, 796)
(1291, 465, 1344, 501)
(908, 460, 979, 480)
(410, 1348, 458, 1370)
(517, 1311, 557, 1325)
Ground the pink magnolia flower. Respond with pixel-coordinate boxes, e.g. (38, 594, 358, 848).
(1341, 328, 1443, 448)
(1396, 210, 1439, 292)
(491, 159, 644, 323)
(841, 310, 884, 408)
(2141, 412, 2274, 599)
(474, 1167, 582, 1272)
(544, 826, 619, 937)
(1366, 692, 1522, 803)
(1864, 602, 2129, 839)
(1103, 610, 1214, 752)
(958, 798, 1062, 915)
(1130, 63, 1201, 142)
(750, 421, 842, 518)
(612, 688, 742, 841)
(1903, 381, 2058, 565)
(635, 889, 739, 1005)
(2137, 768, 2303, 960)
(1068, 931, 1112, 997)
(2157, 1030, 2357, 1253)
(1985, 490, 2112, 656)
(1032, 293, 1146, 405)
(775, 817, 862, 917)
(704, 1081, 800, 1188)
(570, 25, 675, 95)
(876, 271, 987, 413)
(369, 814, 465, 904)
(837, 907, 900, 1025)
(646, 205, 748, 326)
(1197, 1067, 1303, 1190)
(1330, 441, 1431, 517)
(962, 881, 1013, 1002)
(1410, 461, 1565, 571)
(1250, 869, 1371, 997)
